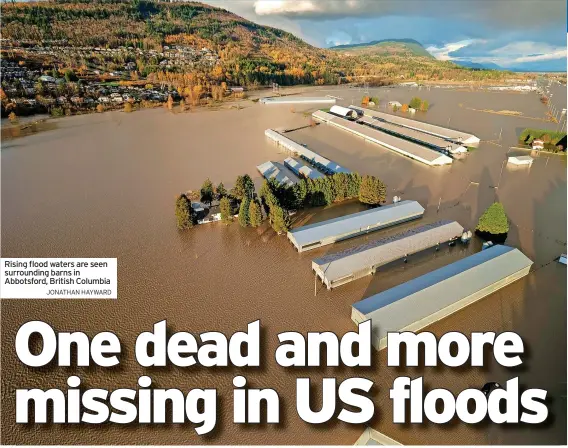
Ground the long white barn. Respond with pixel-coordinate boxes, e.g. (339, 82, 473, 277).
(351, 245, 533, 351)
(312, 111, 453, 166)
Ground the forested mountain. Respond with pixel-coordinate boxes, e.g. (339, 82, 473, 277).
(1, 0, 516, 88)
(331, 39, 434, 59)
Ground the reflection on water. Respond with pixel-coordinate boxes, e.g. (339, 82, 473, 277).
(1, 86, 566, 445)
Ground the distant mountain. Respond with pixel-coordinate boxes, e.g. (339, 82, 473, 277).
(453, 60, 504, 70)
(330, 39, 434, 58)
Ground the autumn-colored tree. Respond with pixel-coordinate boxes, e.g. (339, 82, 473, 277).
(219, 196, 233, 223)
(249, 200, 263, 227)
(179, 99, 185, 112)
(167, 95, 174, 110)
(401, 104, 409, 112)
(124, 102, 133, 113)
(361, 96, 370, 106)
(175, 194, 194, 230)
(359, 175, 387, 206)
(96, 104, 105, 113)
(8, 112, 18, 123)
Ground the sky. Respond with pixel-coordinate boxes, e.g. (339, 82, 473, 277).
(205, 0, 567, 71)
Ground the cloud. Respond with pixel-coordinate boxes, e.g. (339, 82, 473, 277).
(426, 39, 485, 61)
(251, 0, 566, 29)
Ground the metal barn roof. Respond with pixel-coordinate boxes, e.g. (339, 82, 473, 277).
(350, 106, 480, 145)
(313, 220, 464, 286)
(256, 161, 299, 187)
(265, 129, 350, 174)
(284, 157, 325, 179)
(288, 200, 424, 249)
(312, 111, 453, 166)
(352, 245, 533, 346)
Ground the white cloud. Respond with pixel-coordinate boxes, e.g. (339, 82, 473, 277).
(426, 39, 483, 61)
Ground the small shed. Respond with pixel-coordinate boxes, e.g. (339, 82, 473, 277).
(388, 101, 402, 108)
(508, 155, 534, 166)
(532, 139, 544, 149)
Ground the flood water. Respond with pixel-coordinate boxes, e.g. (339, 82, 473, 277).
(1, 85, 566, 445)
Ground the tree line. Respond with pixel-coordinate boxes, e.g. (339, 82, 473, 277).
(175, 171, 387, 235)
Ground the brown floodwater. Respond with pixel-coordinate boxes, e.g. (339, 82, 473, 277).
(1, 85, 566, 445)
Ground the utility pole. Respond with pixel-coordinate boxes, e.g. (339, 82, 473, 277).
(437, 197, 441, 213)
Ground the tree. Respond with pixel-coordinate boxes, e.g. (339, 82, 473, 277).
(167, 94, 174, 110)
(401, 104, 409, 112)
(220, 197, 233, 223)
(96, 104, 105, 113)
(231, 174, 255, 200)
(175, 194, 194, 230)
(124, 102, 133, 113)
(179, 99, 185, 112)
(249, 199, 263, 227)
(269, 204, 290, 234)
(409, 97, 422, 109)
(359, 175, 387, 206)
(476, 202, 509, 236)
(8, 111, 18, 123)
(200, 178, 214, 205)
(420, 100, 429, 112)
(238, 197, 251, 227)
(216, 182, 227, 200)
(64, 69, 78, 82)
(361, 96, 370, 106)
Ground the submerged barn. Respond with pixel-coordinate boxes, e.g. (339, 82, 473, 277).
(265, 129, 350, 174)
(351, 245, 533, 351)
(312, 111, 453, 166)
(284, 157, 325, 179)
(287, 200, 425, 253)
(312, 220, 464, 289)
(256, 161, 298, 187)
(351, 106, 480, 145)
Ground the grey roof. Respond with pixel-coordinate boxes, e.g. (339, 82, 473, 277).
(351, 106, 480, 144)
(256, 161, 299, 187)
(284, 157, 325, 179)
(352, 245, 533, 341)
(312, 111, 453, 166)
(313, 220, 464, 282)
(260, 96, 336, 104)
(265, 129, 350, 174)
(357, 115, 465, 153)
(289, 200, 424, 247)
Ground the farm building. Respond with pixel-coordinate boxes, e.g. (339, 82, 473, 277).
(329, 105, 358, 119)
(287, 200, 425, 252)
(508, 155, 534, 166)
(351, 245, 533, 351)
(532, 139, 544, 150)
(357, 115, 467, 154)
(256, 161, 299, 187)
(351, 106, 480, 145)
(312, 111, 453, 166)
(284, 157, 324, 179)
(265, 129, 350, 174)
(388, 101, 402, 108)
(259, 96, 336, 105)
(312, 220, 464, 289)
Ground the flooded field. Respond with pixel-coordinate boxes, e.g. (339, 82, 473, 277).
(1, 85, 566, 445)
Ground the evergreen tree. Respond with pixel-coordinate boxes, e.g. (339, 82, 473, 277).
(476, 202, 509, 236)
(359, 175, 387, 206)
(238, 197, 251, 227)
(249, 199, 263, 227)
(219, 196, 232, 223)
(216, 182, 227, 199)
(175, 194, 194, 230)
(231, 174, 254, 200)
(200, 178, 214, 205)
(270, 204, 290, 234)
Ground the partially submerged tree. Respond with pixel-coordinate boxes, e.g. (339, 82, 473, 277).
(476, 202, 509, 237)
(249, 199, 263, 227)
(219, 196, 232, 223)
(238, 197, 251, 227)
(359, 175, 387, 206)
(232, 174, 255, 200)
(269, 204, 290, 234)
(200, 178, 215, 205)
(216, 182, 227, 200)
(175, 194, 194, 230)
